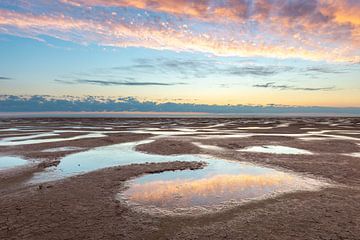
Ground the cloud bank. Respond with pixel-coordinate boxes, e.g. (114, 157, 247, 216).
(0, 0, 359, 62)
(0, 95, 359, 115)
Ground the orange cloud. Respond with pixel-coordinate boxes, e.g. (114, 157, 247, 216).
(60, 0, 360, 26)
(320, 0, 360, 26)
(62, 0, 211, 19)
(0, 0, 359, 62)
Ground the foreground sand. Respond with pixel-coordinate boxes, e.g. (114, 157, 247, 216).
(1, 118, 360, 239)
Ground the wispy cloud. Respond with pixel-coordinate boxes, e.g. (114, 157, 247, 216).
(0, 76, 12, 80)
(54, 78, 184, 86)
(0, 1, 359, 61)
(306, 67, 346, 74)
(226, 66, 294, 76)
(113, 58, 295, 79)
(55, 57, 349, 87)
(253, 82, 336, 91)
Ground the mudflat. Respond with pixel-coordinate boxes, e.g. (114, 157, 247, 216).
(1, 117, 360, 239)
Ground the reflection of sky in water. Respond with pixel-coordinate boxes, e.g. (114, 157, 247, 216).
(0, 156, 28, 169)
(27, 139, 326, 212)
(135, 158, 273, 184)
(41, 146, 85, 152)
(121, 156, 320, 209)
(0, 132, 106, 146)
(238, 145, 312, 155)
(124, 173, 297, 208)
(192, 142, 225, 151)
(344, 153, 360, 158)
(30, 140, 208, 183)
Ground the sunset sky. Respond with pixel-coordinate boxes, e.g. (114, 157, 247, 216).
(0, 0, 359, 107)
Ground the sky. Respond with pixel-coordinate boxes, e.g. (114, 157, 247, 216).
(0, 0, 359, 108)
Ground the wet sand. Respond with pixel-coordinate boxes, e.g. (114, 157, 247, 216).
(1, 117, 360, 239)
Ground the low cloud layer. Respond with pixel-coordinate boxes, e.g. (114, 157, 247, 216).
(253, 82, 335, 91)
(0, 95, 359, 115)
(0, 0, 359, 61)
(54, 78, 183, 86)
(0, 76, 11, 80)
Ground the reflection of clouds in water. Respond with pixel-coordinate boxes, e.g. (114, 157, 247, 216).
(0, 129, 127, 146)
(344, 153, 360, 158)
(41, 146, 85, 152)
(125, 173, 303, 208)
(238, 145, 312, 155)
(0, 132, 106, 146)
(193, 130, 360, 142)
(192, 142, 225, 151)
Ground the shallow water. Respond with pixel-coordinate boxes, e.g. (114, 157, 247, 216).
(193, 130, 360, 141)
(0, 128, 20, 132)
(29, 140, 326, 214)
(0, 156, 29, 170)
(192, 142, 225, 151)
(344, 153, 360, 158)
(237, 126, 273, 130)
(120, 159, 321, 212)
(1, 132, 58, 142)
(238, 145, 313, 155)
(120, 156, 325, 214)
(276, 123, 290, 128)
(42, 146, 86, 152)
(30, 140, 206, 183)
(0, 132, 106, 146)
(125, 129, 226, 136)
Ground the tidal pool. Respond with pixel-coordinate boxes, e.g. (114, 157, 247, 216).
(192, 142, 225, 151)
(344, 153, 360, 158)
(42, 146, 86, 152)
(238, 145, 312, 155)
(0, 132, 106, 146)
(29, 140, 207, 183)
(120, 158, 323, 214)
(28, 140, 327, 214)
(0, 156, 28, 170)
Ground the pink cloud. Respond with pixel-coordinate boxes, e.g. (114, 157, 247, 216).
(0, 0, 359, 62)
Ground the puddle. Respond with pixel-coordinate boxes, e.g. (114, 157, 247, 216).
(238, 126, 273, 130)
(238, 145, 312, 155)
(193, 130, 360, 142)
(42, 146, 86, 152)
(0, 128, 20, 132)
(29, 140, 208, 183)
(0, 128, 44, 132)
(1, 132, 58, 142)
(192, 142, 225, 151)
(125, 129, 225, 136)
(0, 156, 29, 170)
(28, 140, 327, 215)
(344, 153, 360, 158)
(120, 155, 324, 215)
(276, 123, 290, 128)
(60, 126, 113, 130)
(0, 133, 106, 146)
